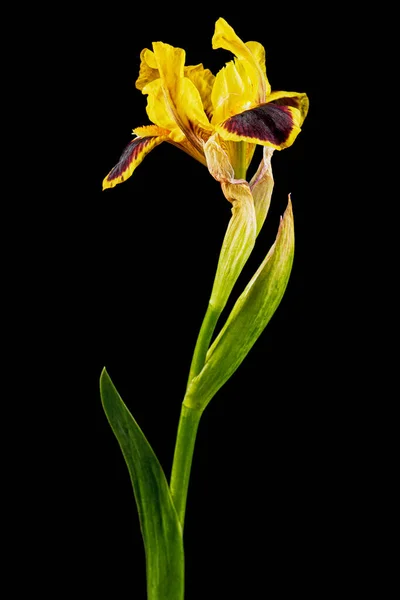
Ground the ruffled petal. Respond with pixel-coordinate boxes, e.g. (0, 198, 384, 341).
(135, 48, 160, 91)
(267, 91, 309, 125)
(184, 63, 215, 121)
(142, 78, 186, 142)
(216, 102, 302, 150)
(102, 129, 169, 190)
(211, 58, 254, 125)
(245, 41, 267, 80)
(212, 18, 270, 106)
(151, 42, 213, 153)
(133, 124, 170, 137)
(135, 125, 207, 166)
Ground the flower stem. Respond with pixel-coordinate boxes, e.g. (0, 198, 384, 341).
(170, 403, 203, 529)
(233, 141, 247, 179)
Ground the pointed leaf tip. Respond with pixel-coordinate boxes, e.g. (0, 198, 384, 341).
(185, 197, 294, 411)
(99, 369, 184, 599)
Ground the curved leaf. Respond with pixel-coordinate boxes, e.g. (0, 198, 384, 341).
(100, 368, 184, 600)
(185, 198, 295, 411)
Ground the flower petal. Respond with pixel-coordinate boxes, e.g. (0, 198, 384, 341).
(245, 41, 267, 77)
(216, 103, 302, 150)
(184, 63, 215, 121)
(212, 18, 270, 105)
(151, 42, 213, 153)
(135, 48, 160, 91)
(268, 91, 309, 125)
(102, 131, 168, 190)
(142, 78, 186, 142)
(211, 58, 254, 125)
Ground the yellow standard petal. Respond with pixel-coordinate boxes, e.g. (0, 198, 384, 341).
(212, 18, 270, 110)
(211, 58, 254, 125)
(142, 78, 186, 142)
(151, 42, 213, 152)
(184, 63, 215, 121)
(135, 48, 160, 91)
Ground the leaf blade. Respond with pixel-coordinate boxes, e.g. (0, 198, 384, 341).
(185, 198, 295, 410)
(100, 368, 184, 600)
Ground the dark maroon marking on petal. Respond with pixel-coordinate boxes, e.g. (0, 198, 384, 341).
(106, 137, 153, 181)
(222, 104, 295, 146)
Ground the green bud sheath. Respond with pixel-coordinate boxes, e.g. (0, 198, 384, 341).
(185, 198, 295, 411)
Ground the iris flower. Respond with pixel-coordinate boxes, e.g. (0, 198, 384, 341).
(103, 17, 309, 191)
(101, 20, 309, 598)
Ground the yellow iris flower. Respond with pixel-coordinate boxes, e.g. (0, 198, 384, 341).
(103, 17, 309, 191)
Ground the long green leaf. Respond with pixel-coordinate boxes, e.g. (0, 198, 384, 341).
(100, 368, 184, 600)
(185, 198, 295, 411)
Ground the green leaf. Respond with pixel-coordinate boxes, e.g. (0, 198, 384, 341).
(100, 368, 184, 600)
(185, 198, 295, 411)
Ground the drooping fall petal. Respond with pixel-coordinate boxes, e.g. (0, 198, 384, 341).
(102, 128, 169, 190)
(267, 91, 309, 125)
(212, 17, 270, 106)
(216, 103, 302, 150)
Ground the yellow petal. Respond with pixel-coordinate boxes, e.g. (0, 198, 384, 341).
(151, 42, 213, 153)
(102, 131, 169, 190)
(135, 48, 160, 91)
(267, 91, 309, 125)
(212, 18, 270, 105)
(133, 124, 170, 137)
(245, 41, 267, 79)
(142, 78, 186, 142)
(211, 58, 254, 125)
(184, 63, 215, 121)
(135, 125, 207, 166)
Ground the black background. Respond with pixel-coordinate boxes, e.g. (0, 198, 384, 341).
(26, 7, 389, 599)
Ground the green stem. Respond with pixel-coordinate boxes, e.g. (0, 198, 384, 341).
(170, 403, 203, 529)
(187, 303, 220, 383)
(233, 141, 247, 179)
(169, 304, 219, 529)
